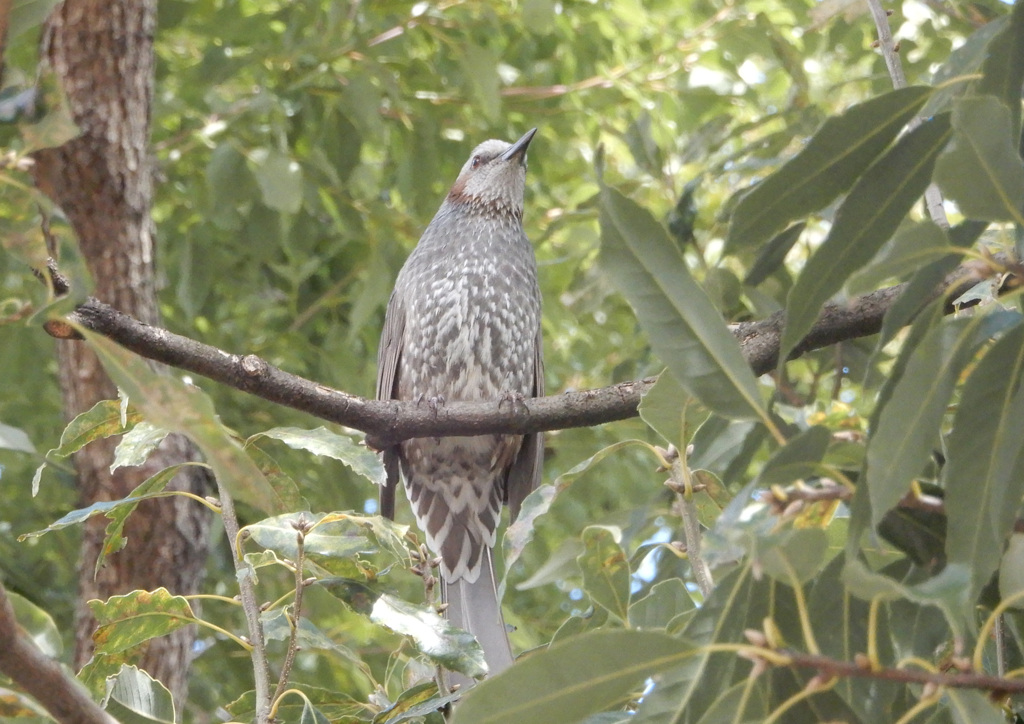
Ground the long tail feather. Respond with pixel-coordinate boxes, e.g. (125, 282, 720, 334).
(442, 548, 513, 689)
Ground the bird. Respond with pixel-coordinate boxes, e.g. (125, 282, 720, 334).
(376, 128, 544, 687)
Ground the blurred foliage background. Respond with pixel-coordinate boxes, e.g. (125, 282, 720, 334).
(2, 0, 1023, 721)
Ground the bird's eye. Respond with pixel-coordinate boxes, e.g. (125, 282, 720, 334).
(471, 155, 482, 168)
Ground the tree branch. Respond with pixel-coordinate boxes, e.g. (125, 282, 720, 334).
(0, 581, 118, 724)
(54, 254, 1006, 447)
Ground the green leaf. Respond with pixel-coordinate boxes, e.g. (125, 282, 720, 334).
(261, 608, 363, 666)
(111, 422, 170, 472)
(49, 399, 140, 459)
(638, 373, 708, 447)
(846, 221, 951, 296)
(756, 424, 832, 487)
(103, 665, 176, 724)
(779, 112, 953, 365)
(944, 323, 1024, 603)
(934, 96, 1024, 223)
(6, 590, 61, 658)
(248, 426, 385, 487)
(577, 526, 631, 621)
(370, 593, 487, 677)
(945, 688, 1006, 724)
(89, 588, 197, 655)
(975, 0, 1024, 131)
(375, 682, 461, 724)
(449, 630, 696, 724)
(843, 559, 972, 637)
(866, 311, 1020, 528)
(743, 222, 805, 287)
(599, 185, 764, 420)
(252, 148, 303, 214)
(83, 331, 281, 513)
(9, 0, 61, 39)
(727, 86, 933, 252)
(244, 511, 410, 579)
(18, 463, 201, 544)
(628, 579, 696, 630)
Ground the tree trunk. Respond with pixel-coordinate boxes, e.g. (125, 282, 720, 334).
(30, 0, 211, 705)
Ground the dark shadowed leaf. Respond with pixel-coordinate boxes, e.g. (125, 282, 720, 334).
(744, 222, 805, 287)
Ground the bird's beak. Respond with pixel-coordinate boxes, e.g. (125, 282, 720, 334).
(501, 128, 537, 165)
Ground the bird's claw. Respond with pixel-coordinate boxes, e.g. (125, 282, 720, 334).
(498, 390, 526, 413)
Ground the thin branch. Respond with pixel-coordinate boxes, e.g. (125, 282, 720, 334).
(0, 580, 118, 724)
(777, 648, 1024, 694)
(271, 517, 311, 705)
(52, 253, 1007, 446)
(219, 488, 272, 724)
(865, 0, 950, 228)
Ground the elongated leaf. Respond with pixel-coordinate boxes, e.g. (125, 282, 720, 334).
(934, 96, 1024, 223)
(0, 422, 35, 453)
(90, 589, 197, 655)
(83, 331, 281, 513)
(628, 579, 696, 631)
(19, 462, 201, 541)
(944, 323, 1024, 603)
(945, 688, 1006, 724)
(866, 311, 1020, 528)
(600, 186, 764, 420)
(727, 86, 933, 251)
(577, 526, 631, 621)
(450, 630, 696, 724)
(780, 113, 953, 366)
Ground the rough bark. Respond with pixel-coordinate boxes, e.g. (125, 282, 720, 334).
(30, 0, 211, 704)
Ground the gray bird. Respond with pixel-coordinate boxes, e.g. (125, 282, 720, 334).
(376, 129, 544, 686)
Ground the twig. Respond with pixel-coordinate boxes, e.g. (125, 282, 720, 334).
(0, 580, 118, 724)
(48, 252, 1009, 447)
(666, 455, 714, 598)
(775, 648, 1024, 694)
(219, 488, 272, 724)
(865, 0, 950, 228)
(271, 517, 311, 705)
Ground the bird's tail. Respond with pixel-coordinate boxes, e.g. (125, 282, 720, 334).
(443, 547, 514, 689)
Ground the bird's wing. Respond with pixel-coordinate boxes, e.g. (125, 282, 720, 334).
(376, 289, 405, 521)
(506, 328, 544, 521)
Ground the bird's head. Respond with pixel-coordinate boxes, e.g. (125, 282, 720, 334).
(446, 128, 537, 218)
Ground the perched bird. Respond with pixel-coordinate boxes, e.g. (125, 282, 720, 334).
(376, 129, 544, 685)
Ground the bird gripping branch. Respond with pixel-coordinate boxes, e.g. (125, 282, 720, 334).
(376, 128, 544, 688)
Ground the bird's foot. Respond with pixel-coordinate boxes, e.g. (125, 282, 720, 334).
(414, 393, 446, 415)
(498, 390, 526, 413)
